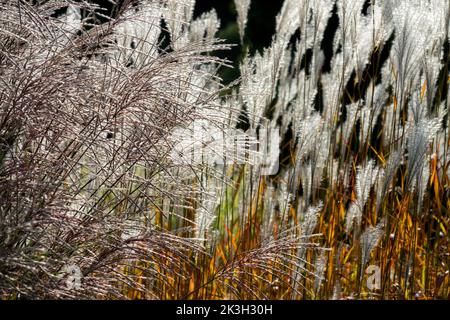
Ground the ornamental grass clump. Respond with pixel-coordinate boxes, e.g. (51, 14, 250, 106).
(1, 0, 450, 300)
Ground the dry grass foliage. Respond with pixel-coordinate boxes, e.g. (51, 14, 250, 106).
(1, 0, 450, 300)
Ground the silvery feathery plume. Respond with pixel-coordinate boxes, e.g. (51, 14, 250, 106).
(196, 100, 244, 166)
(276, 57, 300, 120)
(266, 35, 289, 95)
(423, 51, 443, 111)
(164, 0, 196, 49)
(65, 4, 82, 35)
(359, 106, 372, 147)
(294, 201, 324, 290)
(336, 0, 369, 37)
(293, 70, 319, 119)
(189, 10, 221, 43)
(382, 101, 402, 149)
(329, 159, 342, 188)
(295, 113, 323, 161)
(356, 160, 380, 212)
(314, 251, 328, 295)
(275, 0, 304, 40)
(262, 185, 277, 237)
(385, 0, 448, 98)
(437, 102, 448, 133)
(299, 162, 313, 208)
(240, 37, 287, 129)
(333, 0, 368, 85)
(289, 113, 323, 197)
(170, 109, 257, 168)
(346, 160, 380, 232)
(240, 54, 272, 129)
(405, 110, 441, 192)
(341, 103, 359, 154)
(195, 178, 220, 239)
(276, 0, 332, 49)
(409, 95, 429, 127)
(320, 73, 342, 125)
(360, 219, 385, 272)
(114, 4, 163, 66)
(272, 42, 299, 130)
(435, 103, 448, 161)
(361, 82, 386, 147)
(340, 0, 390, 79)
(310, 129, 330, 195)
(234, 0, 251, 44)
(278, 179, 294, 216)
(345, 204, 360, 234)
(379, 59, 394, 94)
(332, 281, 342, 300)
(170, 119, 216, 166)
(303, 0, 335, 49)
(288, 47, 321, 121)
(386, 1, 423, 92)
(185, 64, 217, 105)
(220, 89, 244, 128)
(278, 102, 295, 137)
(377, 149, 402, 212)
(300, 201, 324, 237)
(297, 130, 329, 208)
(406, 122, 440, 191)
(417, 156, 431, 215)
(312, 50, 325, 85)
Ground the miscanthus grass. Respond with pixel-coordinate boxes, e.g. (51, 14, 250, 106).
(1, 0, 450, 300)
